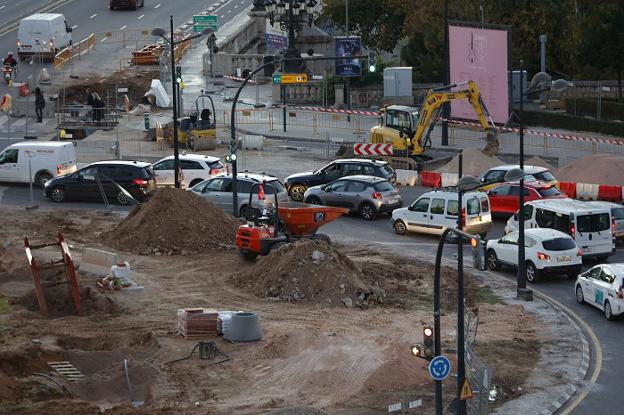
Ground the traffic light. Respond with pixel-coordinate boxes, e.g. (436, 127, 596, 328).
(423, 325, 434, 361)
(175, 66, 185, 90)
(368, 50, 377, 72)
(471, 235, 486, 271)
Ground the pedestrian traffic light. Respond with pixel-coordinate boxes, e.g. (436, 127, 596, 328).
(471, 235, 486, 271)
(368, 50, 377, 72)
(423, 325, 434, 361)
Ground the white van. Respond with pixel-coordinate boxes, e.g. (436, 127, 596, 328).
(392, 189, 492, 237)
(0, 142, 76, 186)
(506, 199, 615, 259)
(17, 13, 73, 61)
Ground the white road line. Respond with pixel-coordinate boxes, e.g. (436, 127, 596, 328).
(0, 5, 6, 10)
(227, 9, 232, 13)
(119, 25, 127, 30)
(220, 14, 225, 18)
(71, 25, 78, 29)
(100, 37, 107, 43)
(89, 13, 97, 19)
(137, 14, 144, 19)
(234, 4, 238, 8)
(154, 3, 161, 8)
(240, 0, 244, 3)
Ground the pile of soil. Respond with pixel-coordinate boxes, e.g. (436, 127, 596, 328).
(0, 243, 30, 282)
(19, 286, 124, 318)
(437, 148, 503, 176)
(103, 187, 240, 255)
(525, 156, 555, 170)
(233, 240, 385, 307)
(556, 153, 624, 186)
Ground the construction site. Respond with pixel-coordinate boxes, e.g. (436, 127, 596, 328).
(0, 187, 578, 415)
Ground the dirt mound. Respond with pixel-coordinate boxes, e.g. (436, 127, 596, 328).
(526, 156, 555, 170)
(20, 286, 124, 318)
(0, 243, 30, 282)
(361, 343, 428, 393)
(233, 240, 385, 307)
(437, 148, 503, 176)
(556, 153, 624, 186)
(103, 187, 240, 255)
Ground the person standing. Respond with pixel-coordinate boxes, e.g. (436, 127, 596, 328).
(34, 87, 45, 123)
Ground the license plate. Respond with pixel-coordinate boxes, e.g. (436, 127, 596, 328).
(557, 255, 571, 262)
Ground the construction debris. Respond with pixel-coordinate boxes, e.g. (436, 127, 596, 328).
(177, 308, 219, 338)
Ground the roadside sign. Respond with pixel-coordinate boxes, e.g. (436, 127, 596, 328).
(460, 378, 473, 400)
(117, 87, 128, 93)
(387, 403, 401, 412)
(193, 15, 218, 32)
(408, 399, 422, 409)
(272, 74, 282, 84)
(428, 355, 451, 381)
(281, 74, 307, 84)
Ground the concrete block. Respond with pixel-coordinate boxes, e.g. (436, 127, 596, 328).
(441, 172, 459, 187)
(396, 169, 419, 186)
(241, 134, 264, 150)
(576, 183, 599, 201)
(80, 247, 120, 276)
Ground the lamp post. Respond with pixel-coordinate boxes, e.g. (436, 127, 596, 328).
(517, 64, 572, 299)
(432, 169, 524, 415)
(152, 19, 213, 188)
(263, 0, 317, 73)
(441, 0, 450, 146)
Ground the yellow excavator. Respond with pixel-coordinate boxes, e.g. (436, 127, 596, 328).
(370, 80, 499, 165)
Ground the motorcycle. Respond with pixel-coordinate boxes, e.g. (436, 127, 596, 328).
(3, 65, 13, 84)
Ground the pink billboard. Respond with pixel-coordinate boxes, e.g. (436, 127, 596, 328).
(449, 25, 509, 124)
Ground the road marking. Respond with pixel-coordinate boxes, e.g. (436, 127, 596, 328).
(71, 25, 78, 29)
(137, 14, 144, 19)
(100, 37, 107, 43)
(234, 4, 238, 8)
(220, 14, 225, 18)
(0, 5, 6, 10)
(154, 3, 160, 8)
(227, 9, 232, 13)
(89, 13, 97, 19)
(240, 0, 244, 3)
(119, 25, 127, 30)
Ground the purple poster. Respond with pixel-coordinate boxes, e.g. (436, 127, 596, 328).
(449, 25, 509, 124)
(265, 33, 288, 50)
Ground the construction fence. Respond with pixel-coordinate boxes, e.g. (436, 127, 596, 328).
(53, 34, 97, 70)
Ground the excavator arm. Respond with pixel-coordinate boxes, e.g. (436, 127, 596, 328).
(408, 80, 497, 155)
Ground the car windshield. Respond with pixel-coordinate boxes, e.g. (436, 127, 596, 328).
(266, 179, 285, 193)
(537, 187, 561, 197)
(542, 238, 576, 251)
(534, 171, 556, 182)
(612, 208, 624, 220)
(577, 213, 611, 233)
(382, 165, 394, 177)
(374, 181, 395, 192)
(141, 166, 154, 178)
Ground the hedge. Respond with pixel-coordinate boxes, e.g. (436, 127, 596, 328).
(564, 98, 624, 121)
(522, 110, 624, 137)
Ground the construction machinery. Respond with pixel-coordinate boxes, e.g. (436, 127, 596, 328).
(236, 183, 348, 260)
(165, 90, 217, 151)
(369, 80, 499, 165)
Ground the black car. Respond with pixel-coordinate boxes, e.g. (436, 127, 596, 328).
(284, 159, 396, 201)
(44, 160, 157, 205)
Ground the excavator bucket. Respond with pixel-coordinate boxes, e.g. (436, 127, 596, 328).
(482, 131, 499, 157)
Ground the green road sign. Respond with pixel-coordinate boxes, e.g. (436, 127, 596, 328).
(193, 15, 218, 32)
(272, 74, 282, 84)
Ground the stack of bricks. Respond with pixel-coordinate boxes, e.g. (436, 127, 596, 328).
(177, 308, 219, 338)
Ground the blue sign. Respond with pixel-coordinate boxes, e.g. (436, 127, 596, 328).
(335, 36, 362, 77)
(265, 33, 288, 50)
(429, 355, 452, 381)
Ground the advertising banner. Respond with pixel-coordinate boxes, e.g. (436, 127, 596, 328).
(265, 20, 288, 51)
(335, 36, 362, 77)
(449, 25, 509, 124)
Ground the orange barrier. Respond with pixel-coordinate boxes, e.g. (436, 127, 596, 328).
(53, 34, 96, 70)
(558, 182, 577, 199)
(421, 171, 442, 188)
(598, 185, 622, 202)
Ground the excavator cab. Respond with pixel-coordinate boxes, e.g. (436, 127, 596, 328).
(370, 105, 421, 157)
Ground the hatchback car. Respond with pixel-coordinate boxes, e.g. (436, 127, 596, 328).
(303, 175, 401, 220)
(44, 160, 156, 205)
(487, 181, 565, 216)
(153, 154, 225, 189)
(188, 172, 288, 217)
(479, 165, 558, 191)
(576, 263, 624, 320)
(486, 228, 582, 283)
(284, 159, 396, 201)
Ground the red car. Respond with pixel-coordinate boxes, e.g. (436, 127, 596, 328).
(487, 181, 566, 215)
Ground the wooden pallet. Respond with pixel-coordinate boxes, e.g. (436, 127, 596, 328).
(48, 361, 84, 382)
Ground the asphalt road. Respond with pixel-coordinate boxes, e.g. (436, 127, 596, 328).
(0, 0, 253, 95)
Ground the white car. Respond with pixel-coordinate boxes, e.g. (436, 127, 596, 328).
(152, 154, 225, 188)
(576, 264, 624, 320)
(486, 228, 582, 283)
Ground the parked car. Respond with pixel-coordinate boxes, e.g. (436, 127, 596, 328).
(576, 263, 624, 320)
(44, 160, 156, 205)
(391, 189, 491, 237)
(152, 154, 225, 189)
(487, 228, 582, 283)
(505, 199, 615, 260)
(487, 181, 565, 216)
(109, 0, 144, 10)
(284, 159, 396, 202)
(479, 165, 558, 191)
(0, 142, 76, 187)
(303, 175, 401, 220)
(589, 201, 624, 242)
(188, 172, 288, 217)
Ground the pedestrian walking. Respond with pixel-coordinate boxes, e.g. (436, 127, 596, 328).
(34, 87, 45, 123)
(93, 92, 104, 122)
(86, 88, 95, 121)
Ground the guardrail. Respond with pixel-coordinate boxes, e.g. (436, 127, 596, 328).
(53, 34, 97, 70)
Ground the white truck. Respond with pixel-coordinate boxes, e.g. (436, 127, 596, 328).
(0, 142, 76, 186)
(17, 13, 73, 62)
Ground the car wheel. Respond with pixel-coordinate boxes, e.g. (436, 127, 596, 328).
(305, 195, 322, 205)
(605, 300, 615, 321)
(576, 285, 585, 304)
(289, 184, 306, 202)
(487, 249, 500, 271)
(49, 186, 65, 202)
(393, 219, 407, 235)
(239, 204, 250, 218)
(359, 202, 377, 221)
(116, 190, 131, 205)
(35, 172, 52, 188)
(526, 261, 541, 283)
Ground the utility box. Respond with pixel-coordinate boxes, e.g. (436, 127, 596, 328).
(383, 67, 413, 105)
(511, 70, 528, 103)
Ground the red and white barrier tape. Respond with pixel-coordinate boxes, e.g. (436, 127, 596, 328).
(291, 106, 381, 117)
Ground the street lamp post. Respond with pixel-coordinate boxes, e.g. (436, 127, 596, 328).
(152, 18, 213, 188)
(441, 0, 450, 146)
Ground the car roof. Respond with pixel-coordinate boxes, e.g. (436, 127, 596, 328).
(214, 172, 279, 181)
(89, 160, 151, 167)
(341, 175, 387, 183)
(524, 228, 572, 240)
(606, 263, 624, 275)
(585, 201, 623, 210)
(159, 153, 220, 162)
(10, 142, 70, 148)
(528, 198, 612, 213)
(490, 165, 549, 174)
(336, 158, 389, 165)
(494, 180, 554, 189)
(423, 188, 485, 197)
